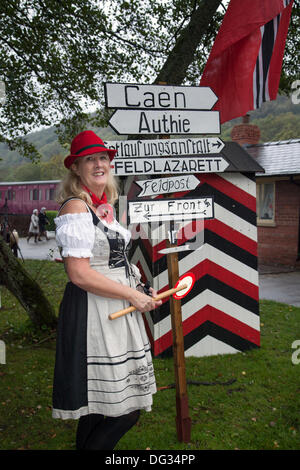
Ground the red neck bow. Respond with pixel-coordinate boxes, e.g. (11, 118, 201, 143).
(82, 184, 114, 223)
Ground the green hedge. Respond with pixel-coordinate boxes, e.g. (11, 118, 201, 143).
(45, 210, 58, 231)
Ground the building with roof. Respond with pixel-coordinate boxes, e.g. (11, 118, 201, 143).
(231, 118, 300, 269)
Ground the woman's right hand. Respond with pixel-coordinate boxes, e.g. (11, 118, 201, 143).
(128, 289, 162, 313)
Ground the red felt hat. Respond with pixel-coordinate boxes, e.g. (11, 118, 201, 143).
(64, 130, 117, 169)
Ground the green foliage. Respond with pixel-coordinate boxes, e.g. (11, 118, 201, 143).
(13, 161, 41, 182)
(45, 211, 58, 231)
(0, 0, 298, 160)
(220, 95, 300, 143)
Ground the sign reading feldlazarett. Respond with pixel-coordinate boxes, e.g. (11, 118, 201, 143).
(111, 156, 229, 176)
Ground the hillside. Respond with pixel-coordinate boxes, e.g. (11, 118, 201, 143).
(0, 94, 299, 181)
(220, 94, 300, 142)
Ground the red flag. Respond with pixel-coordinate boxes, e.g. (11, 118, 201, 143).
(200, 0, 294, 124)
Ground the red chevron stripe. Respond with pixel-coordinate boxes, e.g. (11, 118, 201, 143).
(176, 218, 257, 256)
(206, 219, 257, 255)
(156, 259, 258, 300)
(199, 173, 256, 212)
(184, 305, 260, 345)
(149, 213, 257, 262)
(153, 239, 167, 261)
(135, 260, 147, 285)
(190, 259, 258, 300)
(153, 304, 260, 355)
(156, 174, 256, 210)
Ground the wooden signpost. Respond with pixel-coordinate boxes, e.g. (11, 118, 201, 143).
(105, 81, 220, 443)
(166, 232, 192, 442)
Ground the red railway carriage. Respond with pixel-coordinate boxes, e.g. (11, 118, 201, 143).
(0, 180, 61, 215)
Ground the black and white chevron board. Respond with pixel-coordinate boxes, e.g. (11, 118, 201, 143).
(125, 142, 264, 358)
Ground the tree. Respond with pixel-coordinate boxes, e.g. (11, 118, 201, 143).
(0, 236, 57, 328)
(40, 154, 68, 180)
(1, 0, 298, 152)
(0, 0, 299, 328)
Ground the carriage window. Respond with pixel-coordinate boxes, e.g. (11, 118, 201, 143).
(6, 190, 15, 200)
(46, 188, 55, 200)
(30, 189, 40, 200)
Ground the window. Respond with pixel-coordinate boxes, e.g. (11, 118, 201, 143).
(45, 188, 55, 200)
(257, 182, 275, 225)
(30, 189, 41, 200)
(5, 189, 15, 200)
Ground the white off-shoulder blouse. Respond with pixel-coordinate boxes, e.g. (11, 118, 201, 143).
(55, 211, 131, 259)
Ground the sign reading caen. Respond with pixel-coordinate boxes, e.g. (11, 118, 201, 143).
(104, 83, 218, 110)
(105, 83, 220, 135)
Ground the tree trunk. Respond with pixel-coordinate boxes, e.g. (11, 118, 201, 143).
(0, 237, 57, 329)
(155, 0, 222, 85)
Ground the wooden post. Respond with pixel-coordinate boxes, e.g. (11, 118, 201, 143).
(166, 231, 192, 443)
(157, 81, 191, 442)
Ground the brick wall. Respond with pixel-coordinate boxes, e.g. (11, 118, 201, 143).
(257, 180, 300, 266)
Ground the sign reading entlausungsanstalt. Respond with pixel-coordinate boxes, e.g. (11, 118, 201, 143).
(104, 137, 224, 158)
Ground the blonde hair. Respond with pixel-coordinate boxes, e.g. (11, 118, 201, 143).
(56, 162, 119, 206)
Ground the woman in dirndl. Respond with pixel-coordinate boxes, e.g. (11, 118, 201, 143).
(52, 130, 162, 450)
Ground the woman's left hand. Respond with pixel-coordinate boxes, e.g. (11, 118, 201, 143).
(149, 287, 158, 299)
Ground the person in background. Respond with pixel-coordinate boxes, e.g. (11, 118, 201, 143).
(52, 130, 161, 450)
(27, 209, 39, 243)
(38, 207, 49, 241)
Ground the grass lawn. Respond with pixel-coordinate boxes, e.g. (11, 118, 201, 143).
(0, 260, 299, 450)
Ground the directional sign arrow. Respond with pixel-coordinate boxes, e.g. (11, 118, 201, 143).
(104, 83, 218, 110)
(158, 244, 204, 255)
(143, 210, 208, 221)
(135, 175, 200, 198)
(104, 137, 225, 158)
(108, 109, 220, 135)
